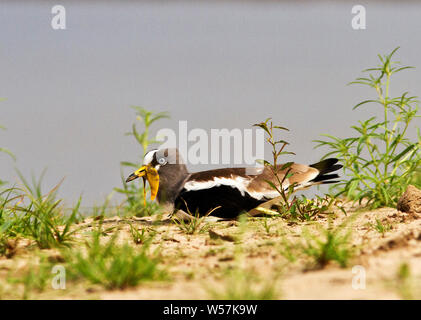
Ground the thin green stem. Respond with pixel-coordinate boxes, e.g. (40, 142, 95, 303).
(383, 71, 392, 176)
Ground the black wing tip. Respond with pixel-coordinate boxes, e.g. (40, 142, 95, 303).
(310, 158, 343, 175)
(309, 158, 343, 184)
(310, 173, 340, 183)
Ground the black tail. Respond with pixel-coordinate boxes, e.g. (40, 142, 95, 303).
(309, 158, 343, 184)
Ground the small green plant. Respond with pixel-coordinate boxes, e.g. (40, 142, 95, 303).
(282, 194, 344, 222)
(127, 106, 170, 153)
(209, 268, 280, 300)
(253, 119, 296, 214)
(392, 262, 421, 300)
(11, 171, 81, 249)
(259, 217, 274, 235)
(411, 168, 421, 186)
(20, 262, 51, 300)
(5, 254, 54, 300)
(173, 213, 211, 235)
(172, 202, 219, 235)
(0, 188, 24, 257)
(115, 106, 169, 216)
(128, 223, 154, 245)
(63, 230, 166, 290)
(301, 217, 356, 268)
(253, 119, 344, 221)
(315, 47, 421, 208)
(278, 236, 299, 263)
(370, 218, 392, 236)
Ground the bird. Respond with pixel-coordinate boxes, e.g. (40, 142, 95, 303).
(125, 148, 342, 219)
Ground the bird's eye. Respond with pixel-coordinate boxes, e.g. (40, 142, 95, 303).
(158, 157, 167, 165)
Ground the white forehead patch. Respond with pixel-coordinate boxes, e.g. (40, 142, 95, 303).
(143, 149, 158, 165)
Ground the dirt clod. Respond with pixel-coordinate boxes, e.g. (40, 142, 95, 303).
(397, 185, 421, 216)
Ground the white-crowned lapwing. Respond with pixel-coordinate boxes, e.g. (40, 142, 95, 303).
(126, 148, 342, 218)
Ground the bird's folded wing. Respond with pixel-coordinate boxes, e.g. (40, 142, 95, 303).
(185, 164, 320, 201)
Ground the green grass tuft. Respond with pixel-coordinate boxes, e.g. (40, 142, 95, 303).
(63, 228, 166, 290)
(209, 268, 280, 300)
(301, 218, 356, 268)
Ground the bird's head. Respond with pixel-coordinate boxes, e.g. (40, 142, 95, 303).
(125, 148, 186, 204)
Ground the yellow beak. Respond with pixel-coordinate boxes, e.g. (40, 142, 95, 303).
(125, 165, 159, 205)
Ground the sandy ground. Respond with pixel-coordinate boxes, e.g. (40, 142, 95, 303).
(1, 202, 421, 300)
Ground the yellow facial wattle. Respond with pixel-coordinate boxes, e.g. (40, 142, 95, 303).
(145, 165, 159, 201)
(126, 165, 159, 206)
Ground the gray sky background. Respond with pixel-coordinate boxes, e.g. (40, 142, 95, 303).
(0, 1, 420, 207)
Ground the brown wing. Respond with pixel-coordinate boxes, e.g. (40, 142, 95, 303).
(184, 163, 320, 201)
(245, 164, 319, 199)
